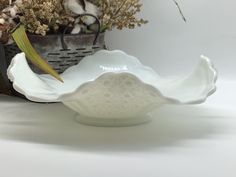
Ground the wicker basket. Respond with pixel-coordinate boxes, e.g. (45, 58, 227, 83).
(0, 32, 106, 97)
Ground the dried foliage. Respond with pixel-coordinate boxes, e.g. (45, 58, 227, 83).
(0, 0, 186, 39)
(0, 0, 18, 44)
(0, 0, 9, 11)
(0, 0, 148, 39)
(0, 23, 13, 43)
(17, 0, 74, 35)
(98, 0, 148, 31)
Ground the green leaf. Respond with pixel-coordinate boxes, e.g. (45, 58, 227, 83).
(11, 25, 63, 82)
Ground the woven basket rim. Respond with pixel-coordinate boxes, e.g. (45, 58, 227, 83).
(27, 32, 105, 37)
(4, 32, 105, 46)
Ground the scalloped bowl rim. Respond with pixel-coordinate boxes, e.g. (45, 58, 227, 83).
(7, 50, 217, 105)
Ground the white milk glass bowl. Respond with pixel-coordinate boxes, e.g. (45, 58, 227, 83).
(7, 50, 217, 127)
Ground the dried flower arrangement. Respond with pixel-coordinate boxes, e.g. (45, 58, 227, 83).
(0, 0, 148, 44)
(97, 0, 148, 31)
(0, 0, 9, 11)
(0, 0, 185, 82)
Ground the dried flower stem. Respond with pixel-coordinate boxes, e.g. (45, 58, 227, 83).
(173, 0, 186, 22)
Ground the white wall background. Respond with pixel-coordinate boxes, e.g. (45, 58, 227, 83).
(106, 0, 236, 80)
